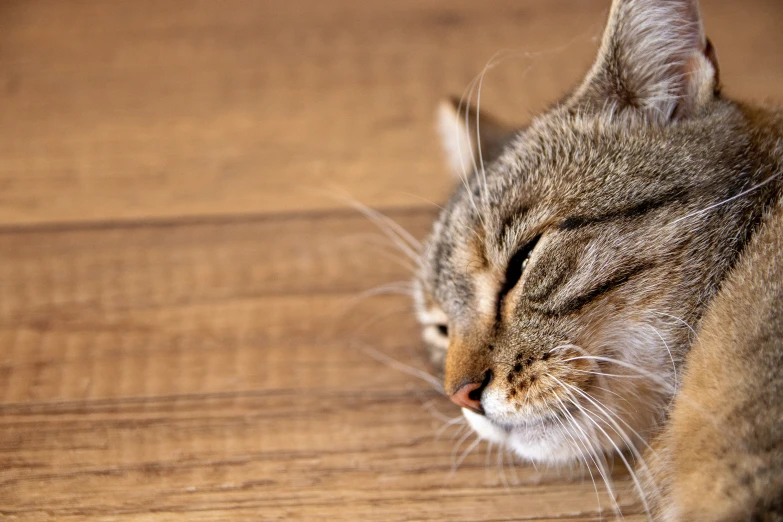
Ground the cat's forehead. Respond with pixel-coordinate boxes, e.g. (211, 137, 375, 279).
(437, 111, 620, 238)
(442, 106, 718, 233)
(419, 106, 734, 308)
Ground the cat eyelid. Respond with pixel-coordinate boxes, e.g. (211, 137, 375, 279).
(496, 234, 542, 320)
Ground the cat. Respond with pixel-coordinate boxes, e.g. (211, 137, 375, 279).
(412, 0, 783, 519)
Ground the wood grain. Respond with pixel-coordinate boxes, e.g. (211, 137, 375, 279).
(0, 0, 781, 520)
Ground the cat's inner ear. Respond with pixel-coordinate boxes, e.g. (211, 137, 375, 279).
(437, 97, 513, 179)
(572, 0, 720, 122)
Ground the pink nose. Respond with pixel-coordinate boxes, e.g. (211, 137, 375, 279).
(450, 381, 484, 414)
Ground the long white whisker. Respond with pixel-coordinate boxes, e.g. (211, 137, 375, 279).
(453, 77, 487, 228)
(555, 398, 621, 518)
(359, 344, 444, 394)
(450, 422, 470, 442)
(434, 415, 468, 440)
(578, 403, 659, 520)
(485, 441, 495, 485)
(647, 309, 698, 342)
(560, 378, 658, 458)
(450, 430, 474, 475)
(570, 368, 649, 380)
(496, 442, 510, 489)
(505, 448, 521, 485)
(571, 400, 651, 519)
(670, 168, 781, 225)
(591, 383, 638, 409)
(345, 283, 414, 308)
(454, 434, 481, 471)
(391, 191, 446, 211)
(344, 235, 420, 273)
(550, 402, 608, 517)
(552, 377, 653, 518)
(474, 49, 509, 210)
(646, 324, 678, 394)
(322, 189, 422, 263)
(564, 356, 674, 390)
(345, 305, 412, 338)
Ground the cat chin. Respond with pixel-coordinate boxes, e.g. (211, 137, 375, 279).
(462, 408, 589, 465)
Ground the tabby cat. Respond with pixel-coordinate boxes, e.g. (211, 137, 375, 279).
(413, 0, 783, 519)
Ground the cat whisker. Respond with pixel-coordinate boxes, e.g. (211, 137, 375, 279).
(484, 440, 494, 485)
(343, 234, 420, 273)
(550, 401, 609, 517)
(455, 49, 520, 223)
(553, 377, 654, 519)
(645, 323, 679, 395)
(320, 187, 423, 266)
(569, 403, 651, 519)
(670, 167, 780, 225)
(421, 398, 462, 424)
(391, 191, 445, 211)
(434, 415, 468, 441)
(523, 382, 533, 405)
(576, 403, 649, 519)
(548, 343, 586, 355)
(345, 305, 412, 338)
(571, 368, 650, 380)
(453, 434, 482, 473)
(555, 395, 622, 517)
(646, 309, 698, 342)
(453, 77, 488, 228)
(504, 447, 521, 486)
(564, 356, 675, 391)
(496, 441, 510, 490)
(461, 75, 481, 183)
(339, 290, 413, 330)
(450, 429, 475, 475)
(585, 404, 661, 520)
(474, 49, 510, 211)
(590, 383, 639, 411)
(346, 282, 415, 307)
(358, 343, 444, 394)
(449, 422, 470, 442)
(568, 382, 659, 461)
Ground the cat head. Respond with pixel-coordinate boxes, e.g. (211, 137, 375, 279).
(414, 0, 774, 463)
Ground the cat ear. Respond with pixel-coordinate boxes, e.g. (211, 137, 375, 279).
(437, 97, 513, 178)
(573, 0, 720, 122)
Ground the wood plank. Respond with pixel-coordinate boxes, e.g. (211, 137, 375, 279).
(0, 0, 781, 226)
(2, 0, 782, 519)
(0, 211, 642, 520)
(1, 393, 642, 521)
(0, 209, 433, 402)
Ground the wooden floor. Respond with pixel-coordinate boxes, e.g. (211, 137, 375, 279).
(1, 1, 783, 520)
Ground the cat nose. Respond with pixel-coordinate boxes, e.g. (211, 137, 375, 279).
(450, 373, 490, 414)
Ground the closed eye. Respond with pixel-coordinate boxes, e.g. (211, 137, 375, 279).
(496, 234, 541, 320)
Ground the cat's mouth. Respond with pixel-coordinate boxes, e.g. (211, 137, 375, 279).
(463, 407, 590, 463)
(463, 407, 566, 439)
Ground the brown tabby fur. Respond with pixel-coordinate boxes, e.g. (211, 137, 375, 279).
(413, 0, 783, 519)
